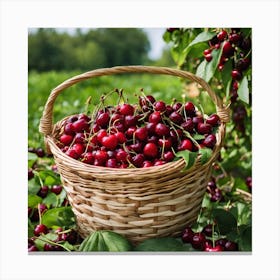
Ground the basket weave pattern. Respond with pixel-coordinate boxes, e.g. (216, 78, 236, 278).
(40, 66, 230, 243)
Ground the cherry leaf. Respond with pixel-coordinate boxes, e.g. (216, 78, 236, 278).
(183, 31, 215, 58)
(199, 148, 213, 164)
(237, 76, 249, 104)
(174, 150, 198, 171)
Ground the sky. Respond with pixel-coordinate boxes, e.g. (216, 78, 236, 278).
(143, 28, 166, 59)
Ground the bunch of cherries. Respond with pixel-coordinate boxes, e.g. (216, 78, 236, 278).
(181, 224, 238, 252)
(57, 92, 221, 168)
(206, 177, 223, 202)
(203, 28, 251, 83)
(28, 226, 79, 252)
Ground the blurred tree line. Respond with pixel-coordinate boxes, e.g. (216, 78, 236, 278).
(28, 28, 169, 72)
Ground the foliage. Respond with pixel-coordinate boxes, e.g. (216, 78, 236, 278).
(163, 27, 252, 190)
(28, 28, 151, 72)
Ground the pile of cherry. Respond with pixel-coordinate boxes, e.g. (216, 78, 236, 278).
(203, 28, 251, 81)
(181, 224, 238, 251)
(57, 93, 221, 168)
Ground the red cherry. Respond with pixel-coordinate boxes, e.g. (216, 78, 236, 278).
(72, 143, 85, 156)
(154, 160, 166, 166)
(231, 69, 242, 80)
(131, 154, 145, 167)
(206, 114, 220, 126)
(64, 123, 75, 135)
(204, 245, 224, 252)
(119, 103, 134, 116)
(146, 122, 156, 135)
(202, 224, 213, 237)
(143, 160, 153, 168)
(203, 49, 212, 55)
(182, 226, 194, 243)
(82, 152, 95, 164)
(96, 112, 110, 127)
(217, 30, 228, 41)
(143, 142, 158, 158)
(181, 118, 194, 132)
(172, 102, 182, 112)
(202, 134, 217, 148)
(34, 224, 48, 236)
(148, 111, 162, 124)
(139, 95, 155, 107)
(135, 127, 148, 141)
(224, 240, 238, 251)
(184, 101, 195, 113)
(158, 138, 172, 150)
(95, 150, 108, 163)
(191, 232, 206, 250)
(169, 111, 184, 124)
(126, 126, 137, 139)
(115, 131, 126, 144)
(65, 148, 80, 159)
(155, 123, 170, 137)
(197, 123, 212, 134)
(101, 134, 118, 150)
(163, 151, 175, 162)
(78, 113, 90, 122)
(96, 129, 108, 144)
(106, 158, 118, 168)
(51, 185, 63, 195)
(222, 41, 234, 57)
(229, 33, 242, 44)
(204, 53, 212, 62)
(72, 119, 89, 133)
(124, 115, 138, 127)
(116, 149, 128, 162)
(129, 142, 144, 153)
(178, 139, 193, 151)
(154, 101, 166, 112)
(60, 134, 73, 146)
(74, 132, 86, 144)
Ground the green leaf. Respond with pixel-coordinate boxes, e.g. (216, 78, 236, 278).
(134, 237, 184, 252)
(221, 60, 232, 89)
(193, 134, 205, 141)
(205, 47, 223, 82)
(188, 42, 209, 58)
(28, 152, 38, 168)
(79, 231, 132, 252)
(28, 178, 41, 195)
(196, 59, 207, 78)
(38, 170, 60, 186)
(174, 150, 198, 171)
(41, 207, 75, 228)
(199, 148, 213, 164)
(183, 31, 215, 57)
(34, 233, 58, 251)
(43, 192, 58, 208)
(238, 225, 252, 251)
(237, 76, 249, 104)
(57, 189, 67, 207)
(212, 208, 237, 235)
(28, 194, 42, 208)
(101, 231, 132, 252)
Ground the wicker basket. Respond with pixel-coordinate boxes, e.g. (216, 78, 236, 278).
(39, 66, 230, 244)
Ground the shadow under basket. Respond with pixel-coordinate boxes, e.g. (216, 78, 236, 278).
(39, 66, 230, 244)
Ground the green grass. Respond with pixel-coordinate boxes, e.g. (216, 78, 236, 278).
(28, 70, 216, 148)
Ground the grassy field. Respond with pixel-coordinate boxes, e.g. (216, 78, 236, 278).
(28, 70, 216, 148)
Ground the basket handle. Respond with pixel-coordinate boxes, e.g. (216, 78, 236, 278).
(39, 65, 230, 136)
